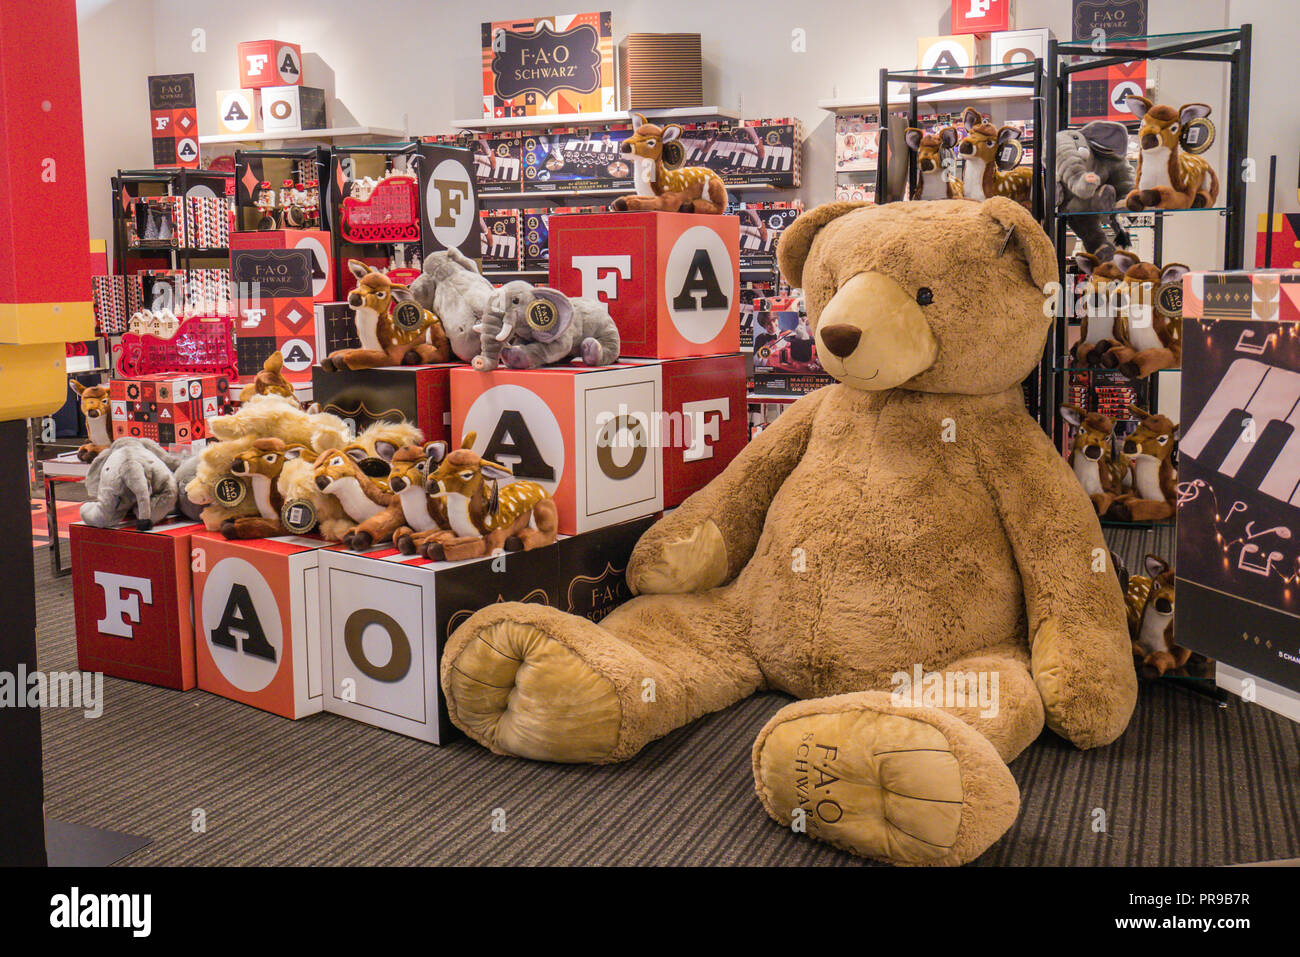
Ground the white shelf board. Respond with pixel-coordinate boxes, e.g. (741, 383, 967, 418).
(452, 106, 741, 131)
(819, 87, 1033, 112)
(199, 126, 405, 145)
(479, 182, 782, 202)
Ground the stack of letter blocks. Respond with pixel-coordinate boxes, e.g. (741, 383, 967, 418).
(109, 372, 234, 451)
(72, 211, 749, 743)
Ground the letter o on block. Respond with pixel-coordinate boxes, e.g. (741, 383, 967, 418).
(344, 609, 412, 682)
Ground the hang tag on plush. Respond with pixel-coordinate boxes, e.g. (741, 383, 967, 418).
(213, 476, 246, 507)
(392, 300, 424, 331)
(280, 498, 317, 535)
(1180, 117, 1216, 154)
(1155, 280, 1184, 319)
(526, 299, 559, 333)
(660, 140, 685, 170)
(995, 137, 1024, 172)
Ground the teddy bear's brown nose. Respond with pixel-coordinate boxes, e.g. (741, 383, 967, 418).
(819, 323, 861, 358)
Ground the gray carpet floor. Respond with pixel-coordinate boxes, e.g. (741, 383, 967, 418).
(33, 530, 1300, 867)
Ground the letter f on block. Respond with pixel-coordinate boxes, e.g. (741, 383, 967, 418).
(94, 571, 153, 638)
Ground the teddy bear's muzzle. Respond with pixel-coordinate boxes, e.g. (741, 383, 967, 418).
(814, 271, 939, 391)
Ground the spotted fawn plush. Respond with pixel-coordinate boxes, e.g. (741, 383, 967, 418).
(1109, 404, 1178, 523)
(903, 127, 963, 199)
(1122, 554, 1190, 676)
(958, 107, 1032, 207)
(1124, 95, 1219, 211)
(1060, 405, 1125, 516)
(612, 113, 728, 215)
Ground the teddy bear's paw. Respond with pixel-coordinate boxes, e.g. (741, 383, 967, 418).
(443, 609, 623, 763)
(751, 694, 1019, 866)
(629, 519, 728, 595)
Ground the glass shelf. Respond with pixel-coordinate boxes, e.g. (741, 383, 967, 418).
(1058, 206, 1226, 219)
(883, 61, 1040, 95)
(1057, 29, 1243, 66)
(1100, 518, 1177, 529)
(1055, 366, 1181, 375)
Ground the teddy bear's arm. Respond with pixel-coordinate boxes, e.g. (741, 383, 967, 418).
(976, 411, 1137, 750)
(628, 389, 828, 595)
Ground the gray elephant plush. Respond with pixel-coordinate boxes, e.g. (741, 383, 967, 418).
(81, 438, 182, 531)
(408, 248, 494, 363)
(471, 281, 621, 371)
(1056, 121, 1135, 257)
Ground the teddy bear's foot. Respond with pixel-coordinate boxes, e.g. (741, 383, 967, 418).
(751, 691, 1019, 866)
(442, 604, 626, 763)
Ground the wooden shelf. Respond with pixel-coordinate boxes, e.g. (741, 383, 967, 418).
(199, 126, 404, 146)
(453, 106, 741, 132)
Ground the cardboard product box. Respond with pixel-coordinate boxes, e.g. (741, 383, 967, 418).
(313, 363, 454, 441)
(217, 88, 261, 136)
(71, 520, 203, 690)
(191, 531, 331, 719)
(521, 127, 634, 193)
(990, 27, 1052, 66)
(109, 373, 234, 451)
(737, 203, 802, 270)
(701, 120, 802, 188)
(751, 370, 836, 398)
(549, 210, 740, 359)
(473, 134, 524, 194)
(231, 229, 335, 381)
(952, 0, 1013, 35)
(451, 362, 664, 535)
(520, 206, 595, 270)
(417, 142, 479, 265)
(237, 39, 303, 89)
(916, 34, 982, 75)
(626, 354, 747, 508)
(835, 113, 880, 173)
(1176, 269, 1300, 696)
(480, 209, 521, 269)
(313, 300, 356, 362)
(317, 513, 654, 742)
(262, 85, 327, 133)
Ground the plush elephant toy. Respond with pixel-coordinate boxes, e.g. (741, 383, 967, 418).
(81, 437, 182, 530)
(408, 249, 495, 363)
(1056, 121, 1135, 257)
(471, 280, 621, 371)
(440, 198, 1136, 866)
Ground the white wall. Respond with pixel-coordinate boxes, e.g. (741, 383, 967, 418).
(75, 0, 1294, 272)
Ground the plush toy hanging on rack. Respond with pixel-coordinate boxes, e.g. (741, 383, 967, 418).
(471, 280, 621, 371)
(903, 127, 962, 199)
(957, 107, 1032, 208)
(1060, 404, 1126, 516)
(319, 260, 452, 371)
(1124, 95, 1220, 211)
(1108, 404, 1178, 523)
(611, 113, 728, 215)
(1055, 120, 1135, 257)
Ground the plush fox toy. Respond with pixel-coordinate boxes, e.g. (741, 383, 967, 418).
(958, 107, 1032, 207)
(903, 127, 963, 199)
(1124, 95, 1219, 211)
(1059, 405, 1125, 516)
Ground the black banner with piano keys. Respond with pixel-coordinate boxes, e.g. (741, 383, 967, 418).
(1177, 315, 1300, 692)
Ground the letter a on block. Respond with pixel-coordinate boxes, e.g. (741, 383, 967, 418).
(210, 584, 277, 662)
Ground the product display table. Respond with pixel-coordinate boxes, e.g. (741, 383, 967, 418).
(40, 451, 90, 577)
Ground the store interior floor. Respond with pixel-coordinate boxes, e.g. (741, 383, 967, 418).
(33, 531, 1300, 866)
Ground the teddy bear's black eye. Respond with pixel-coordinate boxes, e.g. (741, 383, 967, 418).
(916, 287, 934, 306)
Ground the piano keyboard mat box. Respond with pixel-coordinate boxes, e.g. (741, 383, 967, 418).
(1177, 269, 1300, 692)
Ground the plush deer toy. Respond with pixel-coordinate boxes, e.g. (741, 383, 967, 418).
(239, 351, 296, 403)
(72, 381, 112, 463)
(221, 438, 306, 538)
(958, 107, 1032, 207)
(320, 261, 451, 371)
(311, 447, 402, 550)
(1071, 251, 1132, 366)
(903, 127, 963, 199)
(386, 442, 451, 555)
(1124, 554, 1189, 676)
(611, 114, 728, 215)
(1059, 405, 1125, 516)
(1102, 261, 1189, 378)
(1124, 95, 1219, 211)
(422, 431, 558, 561)
(1110, 404, 1178, 523)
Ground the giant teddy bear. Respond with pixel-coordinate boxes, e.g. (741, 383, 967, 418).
(440, 197, 1136, 866)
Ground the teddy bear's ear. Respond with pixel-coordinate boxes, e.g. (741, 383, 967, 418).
(776, 202, 871, 288)
(979, 197, 1057, 291)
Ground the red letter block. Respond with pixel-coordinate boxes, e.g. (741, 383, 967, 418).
(549, 211, 740, 359)
(72, 521, 201, 690)
(237, 40, 303, 89)
(190, 532, 330, 719)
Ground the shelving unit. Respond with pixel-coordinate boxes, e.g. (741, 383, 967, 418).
(199, 125, 405, 146)
(451, 106, 740, 132)
(1041, 28, 1253, 452)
